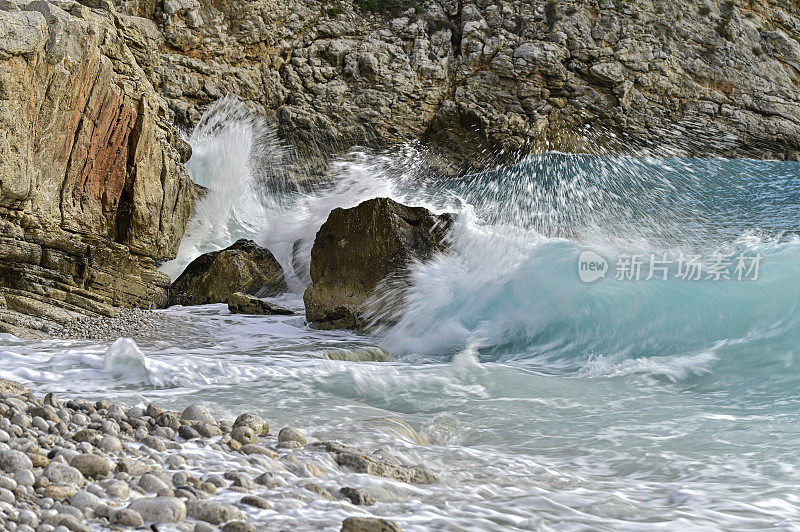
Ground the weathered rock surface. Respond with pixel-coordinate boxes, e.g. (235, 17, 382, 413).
(321, 442, 436, 485)
(170, 239, 286, 306)
(341, 516, 403, 532)
(304, 198, 453, 329)
(0, 0, 193, 337)
(227, 292, 294, 316)
(104, 0, 800, 163)
(0, 380, 27, 395)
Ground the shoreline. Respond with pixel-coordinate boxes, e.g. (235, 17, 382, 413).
(0, 381, 424, 531)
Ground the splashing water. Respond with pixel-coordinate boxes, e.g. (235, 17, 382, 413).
(7, 101, 800, 530)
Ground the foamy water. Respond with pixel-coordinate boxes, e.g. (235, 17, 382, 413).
(3, 100, 800, 530)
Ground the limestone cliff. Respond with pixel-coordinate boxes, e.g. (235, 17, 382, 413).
(0, 0, 193, 337)
(113, 0, 800, 163)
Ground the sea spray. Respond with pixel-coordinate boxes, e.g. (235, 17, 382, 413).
(5, 150, 800, 529)
(160, 98, 296, 280)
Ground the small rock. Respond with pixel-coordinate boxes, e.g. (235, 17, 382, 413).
(228, 292, 293, 316)
(97, 436, 122, 454)
(128, 497, 187, 523)
(140, 436, 166, 452)
(70, 454, 110, 479)
(180, 405, 215, 425)
(254, 472, 279, 488)
(193, 423, 223, 438)
(230, 426, 257, 445)
(56, 515, 90, 532)
(278, 427, 307, 446)
(340, 517, 403, 532)
(67, 490, 102, 511)
(304, 483, 334, 500)
(110, 508, 143, 527)
(232, 413, 269, 435)
(43, 485, 78, 501)
(222, 521, 255, 532)
(178, 425, 201, 440)
(45, 462, 84, 487)
(0, 487, 14, 504)
(102, 479, 130, 500)
(139, 474, 170, 493)
(146, 404, 164, 418)
(186, 499, 241, 525)
(14, 469, 35, 487)
(239, 444, 278, 458)
(240, 495, 270, 509)
(0, 450, 33, 473)
(340, 487, 376, 506)
(224, 472, 253, 490)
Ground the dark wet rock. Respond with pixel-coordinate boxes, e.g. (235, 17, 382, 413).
(178, 425, 201, 440)
(240, 494, 270, 509)
(227, 292, 294, 315)
(304, 198, 454, 329)
(340, 487, 376, 506)
(170, 239, 287, 306)
(340, 517, 403, 532)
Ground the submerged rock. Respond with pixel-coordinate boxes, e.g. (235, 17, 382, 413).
(227, 292, 293, 315)
(170, 239, 286, 306)
(304, 198, 453, 329)
(322, 442, 435, 484)
(340, 487, 376, 506)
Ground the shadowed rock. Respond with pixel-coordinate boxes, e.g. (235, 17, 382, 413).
(227, 292, 293, 315)
(303, 198, 453, 329)
(170, 240, 286, 306)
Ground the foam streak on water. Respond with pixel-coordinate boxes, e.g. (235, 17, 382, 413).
(5, 101, 800, 530)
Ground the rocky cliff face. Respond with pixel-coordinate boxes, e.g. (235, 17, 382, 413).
(113, 0, 800, 163)
(0, 0, 193, 337)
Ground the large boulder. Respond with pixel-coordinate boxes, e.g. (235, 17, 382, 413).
(303, 198, 453, 330)
(169, 239, 286, 306)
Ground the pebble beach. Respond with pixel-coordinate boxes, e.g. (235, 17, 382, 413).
(0, 379, 421, 532)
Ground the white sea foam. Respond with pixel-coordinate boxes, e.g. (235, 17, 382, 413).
(15, 101, 797, 529)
